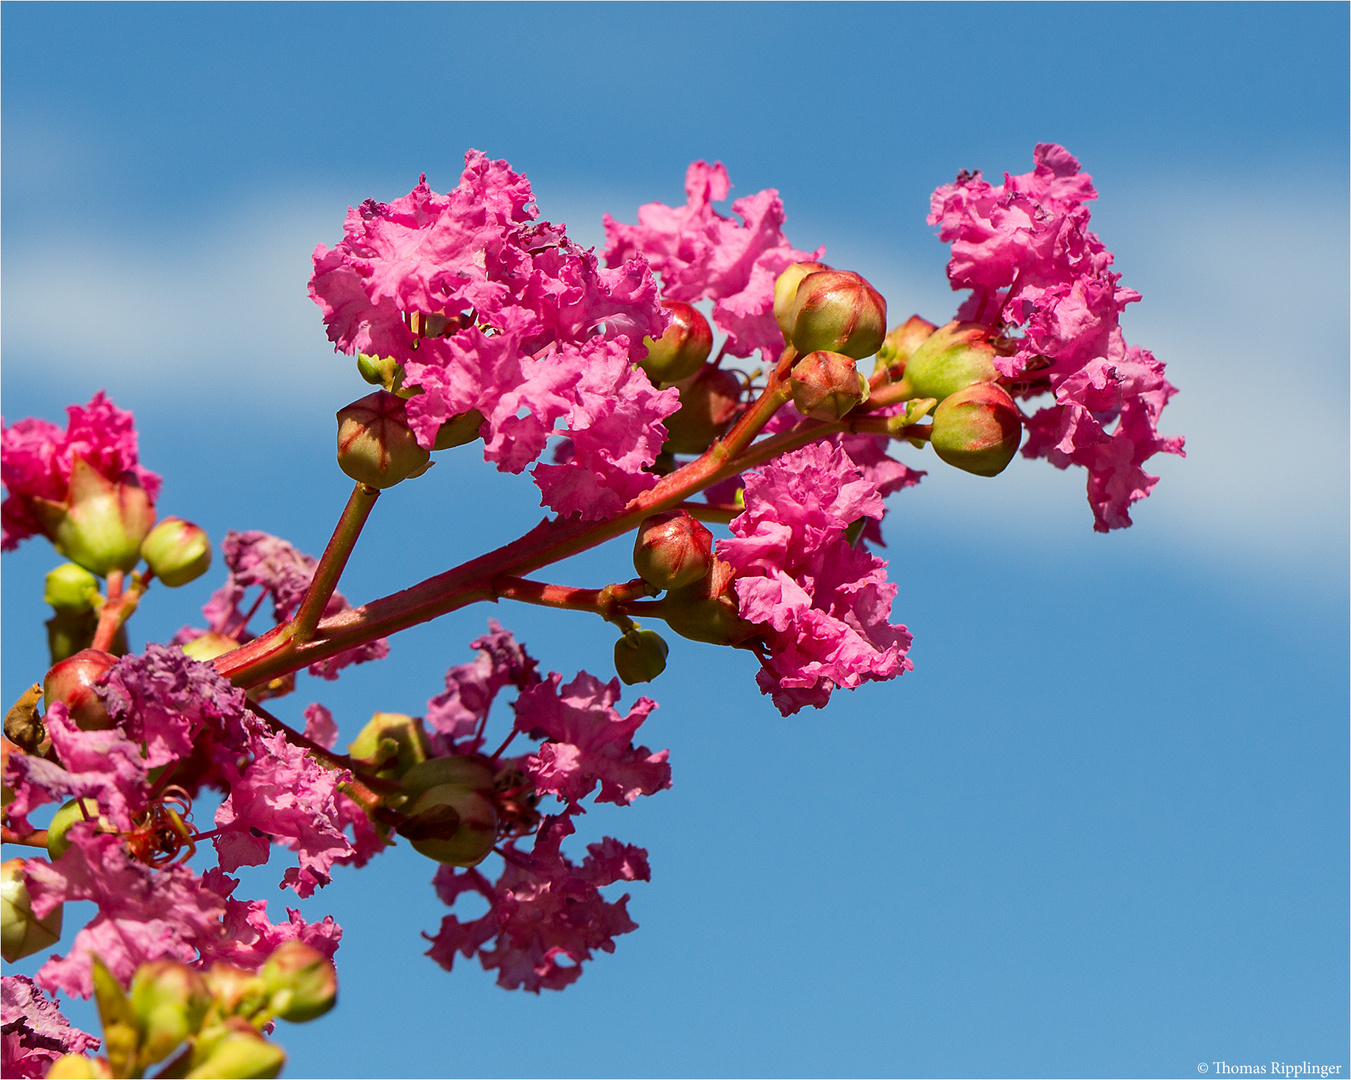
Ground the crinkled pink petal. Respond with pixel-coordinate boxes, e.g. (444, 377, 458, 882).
(426, 620, 539, 742)
(1, 976, 100, 1079)
(198, 870, 341, 971)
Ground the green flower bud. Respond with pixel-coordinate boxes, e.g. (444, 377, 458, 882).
(140, 518, 211, 588)
(180, 632, 241, 664)
(876, 314, 938, 375)
(398, 756, 496, 803)
(44, 649, 118, 730)
(788, 270, 887, 360)
(184, 1018, 286, 1080)
(929, 383, 1022, 477)
(335, 391, 431, 489)
(45, 1054, 112, 1078)
(130, 960, 212, 1067)
(773, 261, 833, 339)
(204, 963, 268, 1021)
(259, 941, 338, 1023)
(790, 350, 870, 421)
(662, 365, 742, 455)
(356, 352, 399, 387)
(396, 756, 499, 867)
(44, 563, 101, 612)
(900, 320, 998, 403)
(30, 458, 156, 577)
(431, 409, 485, 451)
(1, 858, 62, 962)
(632, 511, 714, 591)
(47, 797, 113, 859)
(347, 712, 432, 782)
(46, 609, 110, 666)
(614, 629, 669, 685)
(92, 957, 140, 1080)
(638, 301, 713, 385)
(662, 560, 759, 646)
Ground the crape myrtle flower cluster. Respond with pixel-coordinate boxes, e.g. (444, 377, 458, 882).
(1, 144, 1180, 1077)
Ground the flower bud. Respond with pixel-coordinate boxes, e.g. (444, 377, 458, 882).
(260, 941, 337, 1023)
(398, 756, 496, 803)
(130, 960, 211, 1067)
(92, 957, 139, 1080)
(431, 408, 485, 451)
(929, 383, 1022, 477)
(396, 756, 498, 867)
(46, 1055, 113, 1079)
(1, 858, 62, 962)
(900, 321, 998, 403)
(204, 963, 267, 1020)
(44, 649, 118, 730)
(44, 563, 101, 612)
(356, 352, 400, 388)
(790, 350, 869, 421)
(638, 301, 714, 385)
(180, 632, 240, 663)
(614, 629, 669, 685)
(632, 511, 714, 591)
(347, 712, 432, 781)
(31, 458, 156, 577)
(877, 315, 938, 375)
(183, 1017, 286, 1080)
(773, 261, 833, 338)
(140, 518, 211, 588)
(47, 797, 113, 859)
(662, 365, 742, 455)
(662, 559, 759, 646)
(788, 270, 887, 360)
(335, 390, 431, 489)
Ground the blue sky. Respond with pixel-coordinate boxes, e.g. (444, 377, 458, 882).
(3, 4, 1347, 1078)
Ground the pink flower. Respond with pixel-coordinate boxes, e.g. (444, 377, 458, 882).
(425, 815, 648, 993)
(426, 620, 540, 746)
(1, 392, 161, 551)
(516, 672, 670, 808)
(310, 152, 673, 517)
(197, 869, 341, 971)
(718, 442, 913, 715)
(604, 160, 823, 361)
(182, 530, 389, 680)
(928, 143, 1183, 531)
(1, 975, 100, 1079)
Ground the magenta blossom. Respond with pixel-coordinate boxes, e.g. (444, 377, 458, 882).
(1, 976, 100, 1079)
(928, 143, 1183, 531)
(1, 392, 161, 551)
(718, 442, 913, 715)
(426, 620, 540, 747)
(604, 160, 823, 362)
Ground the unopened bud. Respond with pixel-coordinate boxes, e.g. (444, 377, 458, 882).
(398, 755, 497, 802)
(632, 511, 714, 591)
(790, 350, 869, 421)
(45, 1054, 113, 1079)
(44, 649, 118, 730)
(347, 712, 432, 781)
(47, 797, 113, 859)
(31, 458, 156, 577)
(180, 632, 240, 663)
(788, 271, 887, 360)
(130, 960, 211, 1067)
(638, 301, 714, 385)
(396, 756, 498, 867)
(900, 321, 998, 403)
(335, 391, 431, 489)
(259, 941, 337, 1023)
(662, 365, 742, 455)
(1, 858, 62, 962)
(431, 408, 485, 451)
(662, 559, 759, 646)
(773, 261, 833, 338)
(877, 315, 938, 375)
(929, 383, 1022, 477)
(140, 518, 211, 587)
(204, 963, 267, 1020)
(356, 352, 400, 388)
(184, 1017, 286, 1080)
(614, 629, 669, 684)
(44, 563, 101, 612)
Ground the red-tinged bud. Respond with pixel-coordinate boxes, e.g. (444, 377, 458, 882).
(47, 797, 113, 859)
(30, 458, 156, 577)
(130, 960, 212, 1067)
(335, 390, 431, 489)
(662, 559, 759, 645)
(259, 941, 337, 1023)
(44, 563, 100, 612)
(182, 1017, 286, 1079)
(347, 712, 432, 781)
(44, 649, 117, 730)
(929, 383, 1022, 477)
(788, 270, 887, 360)
(431, 408, 485, 451)
(773, 261, 833, 338)
(140, 517, 211, 587)
(638, 301, 713, 386)
(632, 511, 714, 590)
(901, 321, 998, 403)
(790, 350, 869, 421)
(614, 629, 669, 684)
(1, 858, 62, 962)
(877, 315, 938, 375)
(662, 365, 743, 455)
